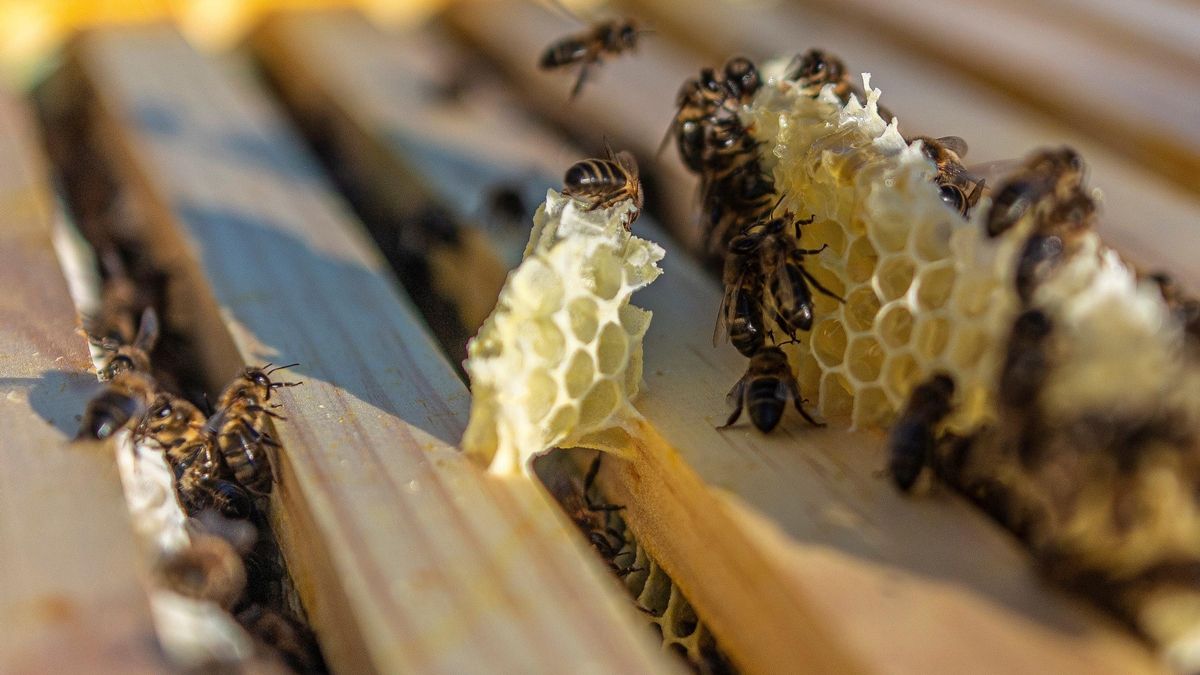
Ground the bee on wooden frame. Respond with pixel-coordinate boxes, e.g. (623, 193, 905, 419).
(78, 369, 158, 441)
(133, 392, 207, 463)
(539, 16, 645, 98)
(204, 363, 302, 495)
(84, 307, 159, 381)
(562, 146, 644, 225)
(888, 374, 956, 491)
(721, 346, 821, 432)
(174, 439, 255, 519)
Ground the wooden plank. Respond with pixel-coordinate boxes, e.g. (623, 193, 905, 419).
(0, 91, 164, 673)
(617, 0, 1200, 292)
(59, 23, 672, 675)
(782, 0, 1200, 197)
(442, 0, 706, 253)
(257, 10, 1163, 673)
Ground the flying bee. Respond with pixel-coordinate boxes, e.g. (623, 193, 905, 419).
(562, 147, 644, 224)
(888, 374, 956, 492)
(734, 213, 843, 340)
(721, 346, 821, 432)
(539, 17, 643, 98)
(910, 136, 986, 218)
(78, 369, 158, 440)
(205, 363, 302, 495)
(175, 440, 255, 519)
(84, 307, 159, 381)
(985, 147, 1085, 237)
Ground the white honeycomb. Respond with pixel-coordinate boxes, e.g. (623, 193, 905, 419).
(742, 61, 1200, 659)
(741, 66, 1022, 432)
(462, 190, 664, 475)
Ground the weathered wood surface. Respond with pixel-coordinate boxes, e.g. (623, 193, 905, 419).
(0, 92, 164, 673)
(786, 0, 1200, 198)
(443, 0, 706, 252)
(626, 0, 1200, 293)
(60, 23, 673, 675)
(253, 10, 1163, 673)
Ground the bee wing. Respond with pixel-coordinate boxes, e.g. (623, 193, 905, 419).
(965, 157, 1026, 187)
(615, 150, 639, 181)
(134, 307, 160, 354)
(712, 279, 737, 347)
(936, 136, 969, 157)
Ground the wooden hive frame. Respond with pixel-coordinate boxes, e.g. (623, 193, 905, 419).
(6, 1, 1200, 672)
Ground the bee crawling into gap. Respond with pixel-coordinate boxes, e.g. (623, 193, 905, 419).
(568, 453, 642, 578)
(206, 363, 303, 496)
(539, 16, 646, 99)
(83, 306, 159, 381)
(562, 145, 644, 227)
(721, 346, 822, 433)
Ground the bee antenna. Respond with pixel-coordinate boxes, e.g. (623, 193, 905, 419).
(265, 362, 300, 374)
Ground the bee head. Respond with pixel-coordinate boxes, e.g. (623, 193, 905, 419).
(938, 183, 966, 215)
(787, 49, 844, 87)
(723, 57, 760, 100)
(100, 354, 136, 380)
(698, 67, 723, 96)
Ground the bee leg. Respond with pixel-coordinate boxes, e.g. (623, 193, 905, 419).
(788, 379, 824, 427)
(719, 380, 747, 429)
(569, 60, 593, 100)
(795, 243, 829, 255)
(800, 266, 846, 303)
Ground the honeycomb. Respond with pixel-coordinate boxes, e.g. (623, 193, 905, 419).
(736, 60, 1200, 660)
(462, 190, 664, 475)
(736, 68, 1019, 431)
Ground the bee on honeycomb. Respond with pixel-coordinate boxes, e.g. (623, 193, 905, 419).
(674, 50, 1200, 663)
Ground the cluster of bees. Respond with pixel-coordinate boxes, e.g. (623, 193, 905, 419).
(75, 280, 320, 670)
(887, 147, 1097, 492)
(660, 49, 985, 433)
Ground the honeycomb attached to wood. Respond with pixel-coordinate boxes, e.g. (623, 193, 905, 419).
(462, 190, 664, 474)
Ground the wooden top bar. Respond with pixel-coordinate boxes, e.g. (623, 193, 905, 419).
(59, 23, 672, 674)
(0, 92, 164, 674)
(254, 10, 1163, 673)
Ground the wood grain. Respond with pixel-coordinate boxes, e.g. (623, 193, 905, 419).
(58, 23, 673, 675)
(784, 0, 1200, 197)
(254, 10, 1164, 672)
(0, 91, 164, 674)
(620, 0, 1200, 292)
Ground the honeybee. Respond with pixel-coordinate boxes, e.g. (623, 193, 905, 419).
(158, 533, 247, 610)
(175, 440, 255, 519)
(78, 369, 158, 440)
(539, 18, 642, 98)
(1148, 272, 1200, 341)
(562, 147, 643, 224)
(998, 309, 1054, 467)
(85, 307, 159, 381)
(566, 453, 640, 577)
(714, 250, 766, 358)
(702, 164, 777, 256)
(985, 147, 1085, 238)
(784, 49, 850, 98)
(1013, 190, 1097, 303)
(133, 392, 207, 459)
(734, 213, 842, 340)
(910, 136, 986, 218)
(236, 604, 325, 673)
(662, 57, 760, 167)
(721, 346, 821, 432)
(888, 374, 956, 491)
(205, 363, 302, 495)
